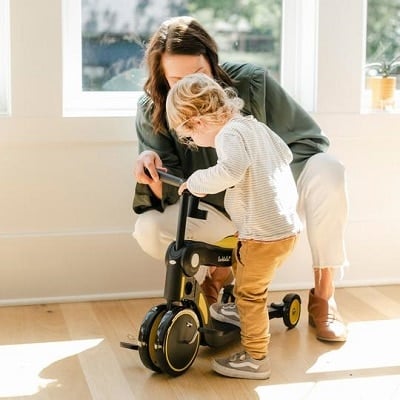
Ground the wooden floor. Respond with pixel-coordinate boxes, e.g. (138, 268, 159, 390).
(0, 286, 399, 400)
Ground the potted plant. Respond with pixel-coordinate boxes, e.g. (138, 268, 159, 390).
(365, 55, 400, 110)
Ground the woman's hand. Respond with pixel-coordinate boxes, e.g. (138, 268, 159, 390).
(134, 150, 166, 199)
(134, 150, 166, 184)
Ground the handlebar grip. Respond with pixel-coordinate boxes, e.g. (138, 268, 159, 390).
(156, 169, 186, 187)
(151, 168, 207, 219)
(144, 168, 185, 187)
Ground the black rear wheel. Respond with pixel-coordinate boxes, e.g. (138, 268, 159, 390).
(282, 293, 301, 329)
(138, 304, 167, 372)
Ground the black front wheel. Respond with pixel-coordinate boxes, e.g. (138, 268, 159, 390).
(155, 307, 200, 376)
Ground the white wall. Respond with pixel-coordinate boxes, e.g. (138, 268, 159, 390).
(0, 0, 399, 306)
(0, 0, 164, 305)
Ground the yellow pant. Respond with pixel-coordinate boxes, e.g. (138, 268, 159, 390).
(233, 235, 298, 359)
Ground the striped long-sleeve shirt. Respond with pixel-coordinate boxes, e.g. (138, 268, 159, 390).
(187, 115, 302, 241)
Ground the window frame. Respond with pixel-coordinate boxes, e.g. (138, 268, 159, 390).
(63, 0, 301, 117)
(0, 0, 11, 117)
(280, 0, 318, 112)
(62, 0, 374, 117)
(62, 0, 141, 117)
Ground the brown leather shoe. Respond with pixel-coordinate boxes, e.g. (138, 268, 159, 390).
(201, 267, 234, 305)
(308, 289, 347, 342)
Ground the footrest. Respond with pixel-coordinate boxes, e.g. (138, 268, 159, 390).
(120, 341, 139, 350)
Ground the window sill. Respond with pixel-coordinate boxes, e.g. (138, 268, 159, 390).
(63, 91, 141, 118)
(361, 90, 400, 114)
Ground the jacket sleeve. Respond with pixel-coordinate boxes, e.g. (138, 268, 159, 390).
(132, 95, 182, 214)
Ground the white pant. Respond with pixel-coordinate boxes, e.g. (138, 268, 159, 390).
(296, 152, 348, 268)
(133, 152, 348, 269)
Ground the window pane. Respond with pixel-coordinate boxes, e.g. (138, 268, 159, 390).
(81, 0, 282, 92)
(366, 0, 400, 83)
(365, 0, 400, 110)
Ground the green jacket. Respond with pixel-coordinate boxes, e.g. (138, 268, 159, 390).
(133, 62, 329, 214)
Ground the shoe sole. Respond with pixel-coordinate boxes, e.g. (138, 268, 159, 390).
(210, 307, 241, 328)
(212, 360, 271, 380)
(316, 333, 347, 342)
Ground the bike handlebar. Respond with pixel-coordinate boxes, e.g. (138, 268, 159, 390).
(156, 169, 186, 187)
(144, 167, 186, 187)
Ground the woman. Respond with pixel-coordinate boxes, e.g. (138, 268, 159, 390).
(132, 16, 348, 342)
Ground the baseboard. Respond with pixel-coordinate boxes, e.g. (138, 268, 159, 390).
(270, 277, 400, 291)
(1, 278, 399, 307)
(0, 290, 164, 307)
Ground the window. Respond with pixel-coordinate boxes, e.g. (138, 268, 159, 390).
(63, 0, 284, 117)
(0, 0, 11, 116)
(63, 0, 140, 116)
(81, 0, 282, 91)
(364, 0, 400, 111)
(366, 0, 400, 67)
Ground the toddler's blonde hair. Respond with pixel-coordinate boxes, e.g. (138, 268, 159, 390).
(166, 73, 244, 136)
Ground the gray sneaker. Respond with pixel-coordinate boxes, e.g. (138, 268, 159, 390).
(210, 302, 241, 327)
(212, 351, 271, 380)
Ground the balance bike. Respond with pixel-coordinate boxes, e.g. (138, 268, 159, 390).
(121, 170, 301, 376)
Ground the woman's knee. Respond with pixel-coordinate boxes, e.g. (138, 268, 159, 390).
(133, 212, 166, 260)
(325, 155, 346, 189)
(305, 153, 346, 192)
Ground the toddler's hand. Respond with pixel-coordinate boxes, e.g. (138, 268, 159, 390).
(179, 181, 207, 197)
(178, 182, 188, 195)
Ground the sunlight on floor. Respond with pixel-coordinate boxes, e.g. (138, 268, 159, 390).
(255, 319, 400, 400)
(0, 338, 103, 398)
(307, 319, 400, 373)
(255, 374, 400, 400)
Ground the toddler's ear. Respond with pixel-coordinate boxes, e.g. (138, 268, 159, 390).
(191, 116, 202, 127)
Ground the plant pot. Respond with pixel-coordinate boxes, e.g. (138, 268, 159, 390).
(367, 76, 396, 110)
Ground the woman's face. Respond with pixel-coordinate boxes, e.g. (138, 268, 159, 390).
(161, 53, 212, 88)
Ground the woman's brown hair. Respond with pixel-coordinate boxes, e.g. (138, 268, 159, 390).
(143, 16, 233, 134)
